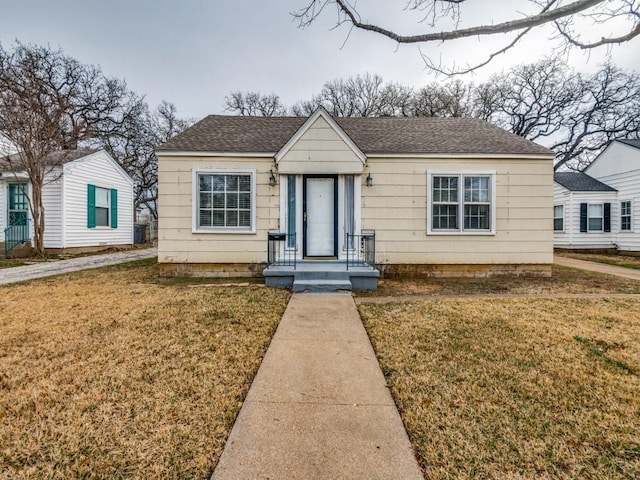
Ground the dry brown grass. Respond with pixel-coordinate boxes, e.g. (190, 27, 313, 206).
(0, 262, 290, 479)
(360, 265, 640, 298)
(360, 297, 640, 479)
(558, 252, 640, 270)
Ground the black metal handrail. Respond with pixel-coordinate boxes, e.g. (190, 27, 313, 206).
(346, 230, 375, 270)
(267, 232, 297, 269)
(4, 218, 31, 257)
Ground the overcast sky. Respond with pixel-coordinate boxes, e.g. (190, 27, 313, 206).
(1, 0, 638, 120)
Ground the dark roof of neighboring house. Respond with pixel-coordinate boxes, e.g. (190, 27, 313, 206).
(0, 148, 97, 171)
(618, 139, 640, 149)
(554, 172, 617, 192)
(158, 114, 554, 156)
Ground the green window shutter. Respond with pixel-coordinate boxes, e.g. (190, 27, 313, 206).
(111, 188, 118, 229)
(87, 184, 96, 228)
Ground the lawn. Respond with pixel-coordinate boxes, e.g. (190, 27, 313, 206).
(0, 261, 290, 479)
(359, 297, 640, 479)
(363, 265, 640, 297)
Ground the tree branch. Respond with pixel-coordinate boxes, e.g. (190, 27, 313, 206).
(330, 0, 602, 43)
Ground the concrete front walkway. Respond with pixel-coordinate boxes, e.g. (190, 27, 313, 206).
(555, 254, 640, 281)
(0, 247, 157, 285)
(211, 294, 423, 480)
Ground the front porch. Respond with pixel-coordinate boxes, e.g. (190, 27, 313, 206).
(263, 260, 379, 292)
(264, 230, 379, 292)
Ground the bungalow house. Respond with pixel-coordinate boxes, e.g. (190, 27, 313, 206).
(157, 107, 555, 290)
(0, 149, 135, 256)
(553, 139, 640, 252)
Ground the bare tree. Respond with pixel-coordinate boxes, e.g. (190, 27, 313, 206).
(0, 42, 139, 255)
(224, 91, 287, 116)
(473, 57, 640, 169)
(293, 0, 640, 74)
(551, 62, 640, 170)
(474, 57, 581, 140)
(290, 74, 413, 117)
(100, 101, 193, 219)
(412, 80, 473, 117)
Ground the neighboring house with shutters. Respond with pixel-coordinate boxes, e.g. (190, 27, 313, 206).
(553, 139, 640, 252)
(0, 149, 134, 255)
(156, 107, 556, 289)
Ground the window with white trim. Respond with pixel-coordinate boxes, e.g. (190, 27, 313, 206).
(95, 187, 110, 227)
(621, 201, 632, 231)
(553, 205, 564, 232)
(588, 203, 604, 232)
(430, 173, 494, 233)
(196, 171, 254, 231)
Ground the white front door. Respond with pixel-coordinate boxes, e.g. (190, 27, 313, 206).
(304, 176, 336, 256)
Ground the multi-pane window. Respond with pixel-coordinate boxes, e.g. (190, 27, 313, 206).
(198, 172, 252, 230)
(588, 203, 604, 231)
(621, 201, 632, 231)
(553, 205, 564, 231)
(463, 176, 490, 230)
(431, 174, 493, 233)
(432, 176, 459, 230)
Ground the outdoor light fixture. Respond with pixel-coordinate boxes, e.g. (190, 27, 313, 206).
(366, 172, 373, 187)
(269, 169, 277, 187)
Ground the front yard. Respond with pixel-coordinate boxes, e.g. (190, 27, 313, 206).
(0, 261, 289, 479)
(359, 297, 640, 479)
(2, 260, 640, 479)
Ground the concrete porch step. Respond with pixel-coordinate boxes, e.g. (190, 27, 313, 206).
(292, 279, 352, 293)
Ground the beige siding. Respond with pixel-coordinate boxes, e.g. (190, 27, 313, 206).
(277, 116, 364, 174)
(158, 155, 278, 264)
(62, 153, 134, 248)
(362, 157, 554, 264)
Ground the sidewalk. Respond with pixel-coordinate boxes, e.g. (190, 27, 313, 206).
(554, 254, 640, 281)
(211, 293, 423, 480)
(0, 247, 157, 285)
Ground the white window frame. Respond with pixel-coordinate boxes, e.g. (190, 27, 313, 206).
(587, 203, 604, 232)
(620, 200, 632, 232)
(553, 204, 564, 232)
(192, 168, 256, 234)
(95, 186, 111, 228)
(427, 170, 496, 235)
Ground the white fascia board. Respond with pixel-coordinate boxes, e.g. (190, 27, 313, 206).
(367, 153, 555, 160)
(158, 151, 275, 158)
(275, 106, 366, 164)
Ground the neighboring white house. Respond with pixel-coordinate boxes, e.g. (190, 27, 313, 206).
(553, 139, 640, 252)
(157, 107, 556, 286)
(1, 149, 134, 254)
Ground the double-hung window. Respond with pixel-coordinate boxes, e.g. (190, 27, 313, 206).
(195, 169, 255, 232)
(621, 201, 632, 231)
(588, 204, 604, 232)
(553, 205, 564, 232)
(429, 172, 495, 234)
(87, 184, 118, 229)
(580, 202, 611, 233)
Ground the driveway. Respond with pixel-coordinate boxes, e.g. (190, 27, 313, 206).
(0, 247, 157, 285)
(554, 254, 640, 281)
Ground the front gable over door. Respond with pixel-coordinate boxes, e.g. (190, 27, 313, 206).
(276, 107, 366, 174)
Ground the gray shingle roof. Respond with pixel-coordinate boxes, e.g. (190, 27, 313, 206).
(0, 148, 98, 171)
(554, 172, 616, 192)
(158, 114, 554, 156)
(618, 139, 640, 149)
